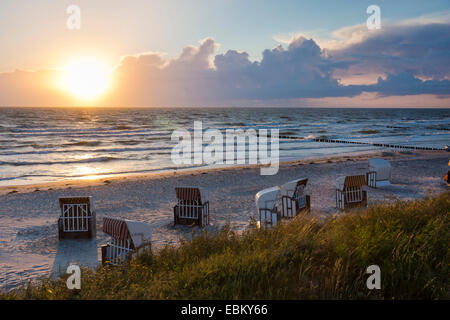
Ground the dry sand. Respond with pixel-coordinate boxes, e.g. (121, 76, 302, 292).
(0, 150, 448, 290)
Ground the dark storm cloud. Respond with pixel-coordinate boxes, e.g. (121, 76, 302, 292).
(329, 23, 450, 80)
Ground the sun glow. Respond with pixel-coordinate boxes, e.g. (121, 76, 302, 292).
(75, 165, 111, 181)
(59, 58, 112, 100)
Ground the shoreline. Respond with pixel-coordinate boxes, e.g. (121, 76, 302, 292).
(0, 149, 442, 195)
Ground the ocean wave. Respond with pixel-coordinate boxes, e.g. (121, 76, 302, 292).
(117, 140, 142, 145)
(6, 130, 171, 140)
(358, 130, 379, 134)
(0, 177, 18, 181)
(1, 156, 119, 166)
(208, 124, 302, 132)
(7, 126, 170, 136)
(113, 125, 136, 130)
(9, 126, 128, 133)
(1, 107, 450, 187)
(31, 144, 56, 149)
(66, 141, 103, 147)
(0, 146, 172, 156)
(279, 130, 301, 136)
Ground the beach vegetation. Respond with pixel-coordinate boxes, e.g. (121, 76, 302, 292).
(2, 191, 449, 300)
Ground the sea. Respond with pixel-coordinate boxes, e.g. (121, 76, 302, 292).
(0, 107, 449, 186)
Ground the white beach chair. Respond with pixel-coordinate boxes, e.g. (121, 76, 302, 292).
(336, 175, 368, 210)
(173, 187, 210, 227)
(366, 158, 391, 188)
(101, 217, 152, 265)
(279, 178, 310, 218)
(58, 197, 96, 239)
(255, 186, 280, 228)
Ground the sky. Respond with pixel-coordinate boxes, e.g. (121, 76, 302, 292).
(0, 0, 449, 107)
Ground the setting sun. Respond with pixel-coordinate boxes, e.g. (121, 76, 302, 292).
(58, 58, 111, 100)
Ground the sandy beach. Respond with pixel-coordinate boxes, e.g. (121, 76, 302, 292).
(0, 150, 448, 290)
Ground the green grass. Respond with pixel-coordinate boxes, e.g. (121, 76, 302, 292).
(2, 192, 449, 300)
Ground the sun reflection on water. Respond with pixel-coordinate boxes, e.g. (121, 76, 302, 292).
(75, 165, 104, 180)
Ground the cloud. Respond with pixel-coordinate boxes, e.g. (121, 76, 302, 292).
(107, 38, 220, 106)
(212, 36, 352, 100)
(167, 37, 219, 70)
(366, 72, 450, 96)
(0, 19, 449, 107)
(399, 10, 450, 26)
(119, 52, 166, 69)
(328, 22, 450, 82)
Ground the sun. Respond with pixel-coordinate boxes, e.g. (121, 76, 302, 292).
(58, 58, 111, 100)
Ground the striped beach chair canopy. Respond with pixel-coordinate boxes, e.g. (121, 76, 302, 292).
(103, 217, 152, 249)
(344, 175, 366, 188)
(336, 175, 367, 190)
(175, 187, 203, 203)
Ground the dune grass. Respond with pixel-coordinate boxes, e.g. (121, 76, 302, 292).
(2, 191, 449, 300)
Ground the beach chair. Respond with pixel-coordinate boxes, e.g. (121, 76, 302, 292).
(280, 178, 311, 218)
(255, 186, 281, 228)
(366, 158, 391, 188)
(101, 217, 152, 266)
(173, 187, 209, 227)
(58, 197, 96, 239)
(336, 175, 368, 210)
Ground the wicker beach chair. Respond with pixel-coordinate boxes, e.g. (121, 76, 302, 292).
(173, 187, 209, 227)
(101, 217, 152, 265)
(280, 178, 311, 218)
(366, 158, 391, 188)
(255, 186, 281, 228)
(336, 175, 368, 210)
(58, 197, 96, 239)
